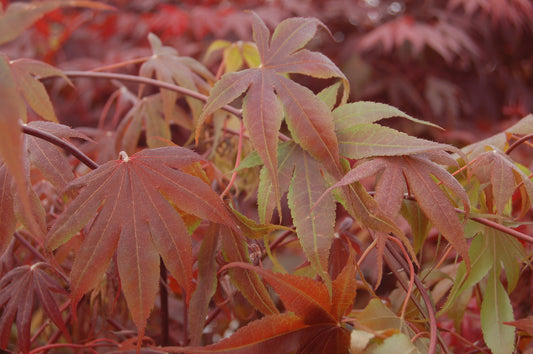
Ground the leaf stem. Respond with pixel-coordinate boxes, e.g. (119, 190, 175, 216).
(22, 124, 99, 170)
(505, 133, 533, 155)
(63, 70, 244, 118)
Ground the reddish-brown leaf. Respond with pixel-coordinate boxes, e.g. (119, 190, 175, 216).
(505, 316, 533, 336)
(223, 262, 336, 324)
(198, 12, 347, 210)
(0, 264, 69, 353)
(167, 313, 349, 353)
(331, 246, 357, 321)
(220, 226, 279, 316)
(46, 147, 237, 339)
(0, 54, 42, 242)
(0, 165, 15, 257)
(188, 223, 220, 346)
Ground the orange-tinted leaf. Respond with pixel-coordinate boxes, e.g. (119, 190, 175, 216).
(188, 223, 220, 346)
(331, 246, 357, 320)
(0, 54, 42, 241)
(0, 264, 69, 353)
(223, 262, 336, 324)
(220, 226, 278, 316)
(167, 313, 348, 353)
(46, 147, 236, 339)
(198, 13, 347, 210)
(0, 0, 113, 45)
(10, 59, 72, 123)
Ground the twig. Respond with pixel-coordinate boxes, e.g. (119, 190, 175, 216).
(63, 70, 243, 118)
(22, 124, 99, 170)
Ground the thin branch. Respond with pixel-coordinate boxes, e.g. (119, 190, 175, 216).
(63, 70, 243, 118)
(22, 124, 99, 170)
(383, 240, 449, 354)
(505, 133, 533, 155)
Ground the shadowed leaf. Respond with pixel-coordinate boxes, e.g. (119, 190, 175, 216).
(0, 264, 69, 353)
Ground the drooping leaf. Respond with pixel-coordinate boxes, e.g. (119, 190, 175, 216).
(0, 263, 70, 353)
(46, 147, 237, 341)
(223, 261, 335, 324)
(188, 223, 220, 346)
(140, 33, 213, 125)
(481, 267, 515, 354)
(198, 13, 348, 213)
(219, 226, 279, 316)
(442, 228, 525, 317)
(167, 313, 348, 353)
(0, 0, 113, 45)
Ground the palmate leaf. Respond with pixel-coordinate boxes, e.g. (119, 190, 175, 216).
(323, 153, 470, 274)
(197, 12, 348, 214)
(46, 146, 237, 341)
(0, 263, 69, 353)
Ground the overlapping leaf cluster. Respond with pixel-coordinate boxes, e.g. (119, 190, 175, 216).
(1, 2, 533, 354)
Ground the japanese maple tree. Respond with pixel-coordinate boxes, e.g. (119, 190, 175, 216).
(1, 1, 533, 353)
